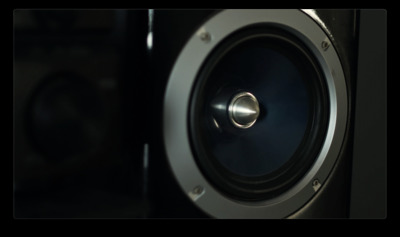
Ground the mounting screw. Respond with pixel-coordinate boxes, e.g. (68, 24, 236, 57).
(200, 31, 211, 43)
(321, 40, 330, 51)
(189, 185, 205, 201)
(193, 185, 204, 195)
(312, 179, 321, 192)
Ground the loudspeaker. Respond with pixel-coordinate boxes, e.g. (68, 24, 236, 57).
(13, 9, 387, 219)
(13, 10, 149, 218)
(149, 9, 386, 218)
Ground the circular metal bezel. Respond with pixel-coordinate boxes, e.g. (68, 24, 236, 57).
(163, 9, 347, 218)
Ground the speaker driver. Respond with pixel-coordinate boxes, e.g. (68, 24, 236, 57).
(189, 26, 329, 201)
(163, 10, 348, 218)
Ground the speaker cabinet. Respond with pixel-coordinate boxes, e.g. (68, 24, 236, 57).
(149, 9, 385, 218)
(350, 10, 387, 219)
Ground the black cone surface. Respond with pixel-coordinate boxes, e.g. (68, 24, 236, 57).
(209, 46, 310, 176)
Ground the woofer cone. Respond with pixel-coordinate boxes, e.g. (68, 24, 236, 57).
(189, 25, 330, 201)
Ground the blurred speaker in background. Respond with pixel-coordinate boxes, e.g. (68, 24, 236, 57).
(13, 9, 149, 218)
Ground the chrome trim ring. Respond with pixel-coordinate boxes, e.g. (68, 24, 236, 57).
(163, 9, 347, 218)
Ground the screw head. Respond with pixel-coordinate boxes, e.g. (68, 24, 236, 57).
(193, 185, 204, 195)
(200, 32, 211, 43)
(321, 40, 330, 51)
(312, 179, 321, 192)
(189, 185, 205, 201)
